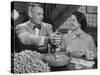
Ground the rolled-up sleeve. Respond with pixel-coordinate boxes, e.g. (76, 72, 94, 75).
(46, 24, 53, 36)
(16, 25, 44, 46)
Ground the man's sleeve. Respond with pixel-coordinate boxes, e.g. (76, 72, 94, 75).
(46, 24, 53, 36)
(15, 25, 43, 46)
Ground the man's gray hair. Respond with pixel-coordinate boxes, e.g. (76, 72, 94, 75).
(28, 3, 42, 11)
(28, 3, 43, 17)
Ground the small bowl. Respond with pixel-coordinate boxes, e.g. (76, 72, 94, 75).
(43, 52, 70, 67)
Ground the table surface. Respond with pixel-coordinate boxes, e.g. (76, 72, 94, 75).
(50, 63, 97, 72)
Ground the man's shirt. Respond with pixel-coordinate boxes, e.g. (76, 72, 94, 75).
(16, 20, 53, 46)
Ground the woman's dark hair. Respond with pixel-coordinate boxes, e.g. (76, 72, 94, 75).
(72, 11, 87, 32)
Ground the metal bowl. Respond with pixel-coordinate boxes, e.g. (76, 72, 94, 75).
(43, 52, 70, 67)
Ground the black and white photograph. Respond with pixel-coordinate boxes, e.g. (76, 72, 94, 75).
(11, 1, 97, 74)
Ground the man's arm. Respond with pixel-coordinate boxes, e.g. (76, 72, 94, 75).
(16, 25, 46, 46)
(46, 24, 53, 36)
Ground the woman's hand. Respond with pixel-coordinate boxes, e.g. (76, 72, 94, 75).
(71, 51, 85, 58)
(85, 49, 96, 61)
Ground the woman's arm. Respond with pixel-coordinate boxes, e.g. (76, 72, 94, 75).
(85, 35, 97, 60)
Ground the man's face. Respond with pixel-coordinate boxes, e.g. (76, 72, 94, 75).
(30, 6, 44, 24)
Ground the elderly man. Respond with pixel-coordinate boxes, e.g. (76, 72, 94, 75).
(15, 3, 53, 53)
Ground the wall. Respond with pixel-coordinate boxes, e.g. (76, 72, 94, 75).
(77, 5, 97, 27)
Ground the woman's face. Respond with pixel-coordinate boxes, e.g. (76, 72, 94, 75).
(66, 15, 80, 30)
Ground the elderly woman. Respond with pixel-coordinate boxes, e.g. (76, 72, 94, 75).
(63, 11, 97, 69)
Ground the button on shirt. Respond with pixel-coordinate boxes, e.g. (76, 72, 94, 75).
(16, 20, 53, 46)
(63, 29, 96, 60)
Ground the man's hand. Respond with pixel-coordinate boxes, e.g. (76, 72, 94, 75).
(49, 32, 63, 45)
(37, 36, 49, 53)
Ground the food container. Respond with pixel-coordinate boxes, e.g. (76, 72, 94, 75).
(43, 52, 70, 67)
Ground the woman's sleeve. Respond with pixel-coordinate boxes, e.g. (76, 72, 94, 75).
(85, 36, 97, 60)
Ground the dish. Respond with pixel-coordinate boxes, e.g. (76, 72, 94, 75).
(43, 52, 70, 67)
